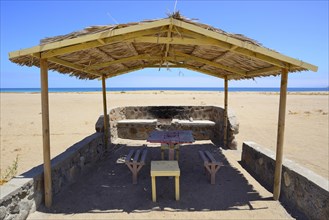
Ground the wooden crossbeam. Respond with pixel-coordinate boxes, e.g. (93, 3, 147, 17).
(85, 54, 154, 70)
(48, 57, 102, 77)
(105, 61, 161, 78)
(40, 28, 167, 59)
(170, 28, 290, 69)
(213, 45, 238, 62)
(171, 51, 246, 76)
(9, 19, 172, 59)
(165, 58, 226, 79)
(171, 18, 318, 72)
(246, 66, 281, 76)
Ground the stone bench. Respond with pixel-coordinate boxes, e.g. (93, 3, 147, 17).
(172, 119, 216, 140)
(117, 119, 158, 139)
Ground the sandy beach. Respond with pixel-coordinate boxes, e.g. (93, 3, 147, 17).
(1, 91, 328, 180)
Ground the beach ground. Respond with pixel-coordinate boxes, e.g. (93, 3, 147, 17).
(27, 141, 294, 219)
(1, 91, 328, 179)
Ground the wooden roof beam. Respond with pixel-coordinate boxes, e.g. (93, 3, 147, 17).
(40, 28, 167, 59)
(9, 19, 172, 59)
(172, 18, 317, 72)
(165, 58, 226, 79)
(85, 54, 164, 70)
(171, 51, 247, 76)
(246, 66, 281, 77)
(48, 57, 102, 77)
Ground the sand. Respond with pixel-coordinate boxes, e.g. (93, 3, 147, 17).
(1, 91, 328, 180)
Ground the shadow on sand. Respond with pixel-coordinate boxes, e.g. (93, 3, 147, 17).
(38, 143, 271, 214)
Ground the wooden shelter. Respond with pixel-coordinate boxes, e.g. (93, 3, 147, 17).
(8, 13, 317, 207)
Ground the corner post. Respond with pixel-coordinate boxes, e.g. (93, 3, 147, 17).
(273, 68, 288, 200)
(102, 75, 108, 148)
(223, 77, 228, 147)
(40, 59, 52, 207)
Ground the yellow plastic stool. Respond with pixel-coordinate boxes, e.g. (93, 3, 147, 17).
(150, 161, 180, 202)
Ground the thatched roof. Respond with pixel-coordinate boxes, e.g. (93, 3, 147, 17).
(9, 12, 317, 80)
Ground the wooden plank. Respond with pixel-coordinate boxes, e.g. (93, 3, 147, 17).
(41, 28, 166, 59)
(48, 57, 102, 77)
(224, 77, 228, 147)
(199, 151, 209, 163)
(133, 150, 141, 162)
(246, 66, 281, 76)
(125, 150, 135, 163)
(140, 149, 148, 164)
(9, 19, 171, 58)
(102, 75, 108, 148)
(85, 54, 153, 70)
(172, 51, 247, 76)
(40, 59, 52, 208)
(205, 151, 217, 163)
(273, 69, 288, 200)
(172, 18, 318, 72)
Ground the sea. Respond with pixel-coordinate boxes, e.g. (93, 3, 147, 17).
(0, 87, 328, 93)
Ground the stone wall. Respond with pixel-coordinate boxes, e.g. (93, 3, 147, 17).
(0, 133, 106, 220)
(241, 142, 329, 220)
(98, 106, 239, 149)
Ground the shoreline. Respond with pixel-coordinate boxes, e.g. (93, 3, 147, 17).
(1, 90, 328, 95)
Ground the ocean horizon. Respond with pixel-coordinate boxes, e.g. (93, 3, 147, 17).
(0, 87, 328, 93)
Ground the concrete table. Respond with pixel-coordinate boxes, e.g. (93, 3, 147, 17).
(147, 130, 194, 160)
(150, 161, 180, 202)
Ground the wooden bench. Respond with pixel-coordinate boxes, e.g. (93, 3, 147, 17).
(125, 149, 148, 184)
(199, 150, 223, 184)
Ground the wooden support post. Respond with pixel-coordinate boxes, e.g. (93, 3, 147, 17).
(102, 75, 108, 148)
(40, 59, 52, 207)
(223, 77, 228, 147)
(273, 69, 288, 200)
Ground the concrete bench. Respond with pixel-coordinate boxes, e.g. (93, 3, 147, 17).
(199, 150, 223, 184)
(172, 119, 215, 126)
(117, 119, 158, 125)
(125, 149, 148, 184)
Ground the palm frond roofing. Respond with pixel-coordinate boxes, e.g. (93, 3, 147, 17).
(9, 12, 317, 80)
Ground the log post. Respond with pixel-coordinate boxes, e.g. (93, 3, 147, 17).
(40, 59, 52, 207)
(223, 77, 228, 147)
(102, 75, 108, 148)
(273, 69, 288, 200)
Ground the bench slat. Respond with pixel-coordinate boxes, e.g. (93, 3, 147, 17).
(125, 150, 135, 163)
(199, 151, 209, 163)
(133, 149, 141, 162)
(205, 151, 217, 163)
(140, 149, 147, 164)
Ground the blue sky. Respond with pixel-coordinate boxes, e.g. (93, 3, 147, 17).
(1, 0, 328, 88)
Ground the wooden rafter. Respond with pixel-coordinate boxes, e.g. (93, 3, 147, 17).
(172, 18, 317, 71)
(166, 58, 226, 79)
(85, 54, 165, 70)
(171, 51, 246, 76)
(48, 57, 102, 77)
(246, 66, 281, 77)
